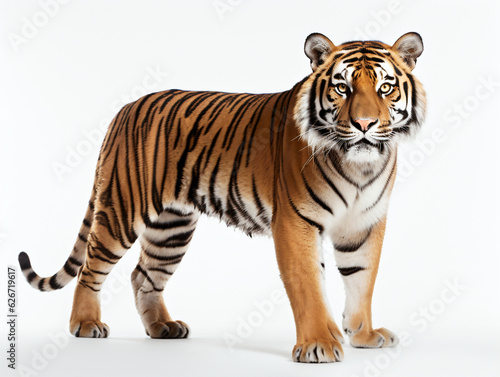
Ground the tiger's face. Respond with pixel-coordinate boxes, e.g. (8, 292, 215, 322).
(295, 32, 426, 164)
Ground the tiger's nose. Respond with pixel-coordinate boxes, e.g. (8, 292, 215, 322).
(352, 118, 378, 132)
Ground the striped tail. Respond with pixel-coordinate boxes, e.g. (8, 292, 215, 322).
(18, 189, 96, 292)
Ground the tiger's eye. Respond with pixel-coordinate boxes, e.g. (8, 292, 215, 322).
(379, 83, 392, 94)
(336, 83, 348, 94)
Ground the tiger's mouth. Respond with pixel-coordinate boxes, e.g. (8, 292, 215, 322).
(347, 137, 386, 153)
(354, 138, 374, 146)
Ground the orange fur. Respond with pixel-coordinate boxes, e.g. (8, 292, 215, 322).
(19, 32, 426, 363)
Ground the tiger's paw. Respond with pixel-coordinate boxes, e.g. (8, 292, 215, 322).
(349, 327, 398, 348)
(71, 320, 109, 338)
(146, 320, 190, 339)
(292, 338, 344, 363)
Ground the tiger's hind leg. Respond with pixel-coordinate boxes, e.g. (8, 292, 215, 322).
(131, 207, 199, 339)
(69, 209, 136, 338)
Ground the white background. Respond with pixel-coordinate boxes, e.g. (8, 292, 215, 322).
(1, 1, 500, 376)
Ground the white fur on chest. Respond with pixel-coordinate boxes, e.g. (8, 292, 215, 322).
(314, 153, 396, 240)
(327, 183, 391, 239)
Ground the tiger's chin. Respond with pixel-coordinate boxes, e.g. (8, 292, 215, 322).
(343, 139, 389, 165)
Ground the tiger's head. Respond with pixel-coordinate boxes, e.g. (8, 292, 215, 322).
(295, 32, 426, 164)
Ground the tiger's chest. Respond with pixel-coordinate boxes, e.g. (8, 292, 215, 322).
(298, 153, 397, 241)
(325, 181, 393, 240)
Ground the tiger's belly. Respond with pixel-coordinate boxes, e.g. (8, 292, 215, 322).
(196, 182, 274, 236)
(172, 160, 274, 237)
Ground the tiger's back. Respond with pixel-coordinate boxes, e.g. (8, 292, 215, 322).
(102, 88, 300, 237)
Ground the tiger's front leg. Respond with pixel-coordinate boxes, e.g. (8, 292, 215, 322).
(272, 209, 344, 363)
(334, 217, 398, 348)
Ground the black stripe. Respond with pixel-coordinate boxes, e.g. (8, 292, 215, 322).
(187, 146, 206, 206)
(38, 278, 45, 291)
(364, 161, 396, 212)
(145, 229, 195, 249)
(245, 95, 274, 167)
(118, 145, 140, 249)
(143, 250, 185, 262)
(302, 174, 333, 214)
(329, 151, 359, 189)
(222, 95, 261, 150)
(175, 123, 202, 198)
(135, 265, 163, 292)
(108, 145, 133, 249)
(148, 267, 173, 275)
(165, 230, 195, 244)
(158, 90, 184, 112)
(63, 261, 78, 277)
(391, 58, 403, 76)
(151, 109, 167, 215)
(325, 63, 334, 77)
(203, 94, 239, 135)
(284, 181, 323, 233)
(146, 218, 192, 230)
(90, 237, 122, 260)
(361, 155, 392, 191)
(191, 93, 225, 129)
(27, 271, 37, 283)
(203, 129, 222, 171)
(228, 93, 252, 112)
(226, 139, 264, 234)
(224, 200, 240, 226)
(335, 49, 362, 62)
(83, 218, 91, 227)
(403, 81, 410, 120)
(318, 79, 330, 121)
(184, 92, 214, 117)
(49, 275, 62, 290)
(251, 176, 270, 225)
(315, 160, 348, 207)
(78, 233, 87, 243)
(102, 145, 137, 247)
(87, 246, 118, 265)
(173, 118, 182, 149)
(85, 261, 110, 276)
(68, 256, 83, 266)
(338, 266, 365, 276)
(343, 56, 360, 64)
(216, 94, 250, 148)
(336, 43, 362, 51)
(308, 75, 330, 138)
(165, 207, 194, 217)
(334, 230, 371, 252)
(79, 280, 100, 292)
(407, 74, 420, 125)
(208, 156, 223, 216)
(365, 56, 385, 63)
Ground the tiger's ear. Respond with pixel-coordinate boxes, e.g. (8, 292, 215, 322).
(392, 32, 423, 71)
(304, 33, 336, 72)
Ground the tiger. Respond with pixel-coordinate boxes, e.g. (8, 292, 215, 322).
(18, 32, 426, 363)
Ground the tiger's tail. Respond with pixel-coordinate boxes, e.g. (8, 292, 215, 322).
(18, 185, 97, 292)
